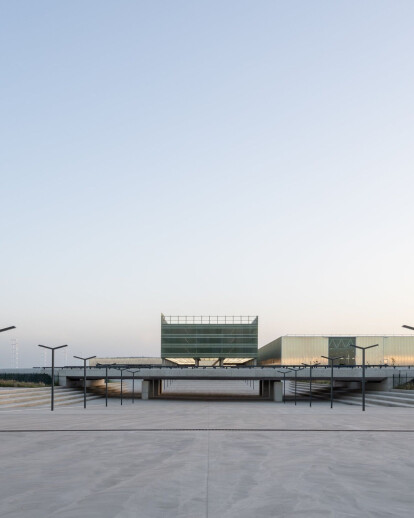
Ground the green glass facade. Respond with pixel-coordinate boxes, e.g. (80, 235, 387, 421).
(161, 315, 258, 360)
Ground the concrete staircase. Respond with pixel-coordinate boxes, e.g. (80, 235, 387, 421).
(289, 381, 414, 407)
(336, 390, 414, 408)
(0, 386, 102, 409)
(287, 381, 331, 400)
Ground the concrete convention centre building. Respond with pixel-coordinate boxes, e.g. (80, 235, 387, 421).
(90, 316, 414, 368)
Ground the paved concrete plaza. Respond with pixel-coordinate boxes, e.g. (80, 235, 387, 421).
(1, 400, 414, 517)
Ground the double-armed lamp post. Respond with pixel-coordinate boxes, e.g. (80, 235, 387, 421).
(0, 326, 16, 333)
(289, 366, 304, 406)
(349, 344, 378, 411)
(0, 325, 16, 364)
(321, 355, 343, 408)
(38, 344, 68, 411)
(127, 370, 139, 403)
(97, 363, 116, 407)
(115, 367, 129, 405)
(301, 362, 320, 407)
(74, 355, 96, 409)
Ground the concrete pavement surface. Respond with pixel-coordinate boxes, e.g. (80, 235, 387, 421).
(1, 400, 413, 517)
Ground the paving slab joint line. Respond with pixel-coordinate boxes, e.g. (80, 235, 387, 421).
(1, 428, 414, 432)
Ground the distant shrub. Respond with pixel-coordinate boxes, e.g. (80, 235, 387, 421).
(0, 380, 46, 388)
(0, 373, 53, 385)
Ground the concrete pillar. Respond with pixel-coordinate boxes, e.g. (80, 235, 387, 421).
(273, 381, 283, 402)
(142, 380, 150, 400)
(58, 374, 68, 387)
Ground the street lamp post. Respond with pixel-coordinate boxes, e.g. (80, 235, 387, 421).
(127, 370, 139, 403)
(349, 344, 379, 411)
(115, 367, 128, 405)
(1, 325, 16, 367)
(301, 362, 320, 407)
(74, 355, 96, 409)
(277, 369, 292, 403)
(97, 363, 116, 407)
(38, 344, 67, 411)
(321, 356, 343, 409)
(289, 367, 304, 406)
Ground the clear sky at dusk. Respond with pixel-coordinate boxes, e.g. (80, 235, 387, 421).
(1, 1, 414, 367)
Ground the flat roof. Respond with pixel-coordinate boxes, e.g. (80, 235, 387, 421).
(162, 314, 258, 325)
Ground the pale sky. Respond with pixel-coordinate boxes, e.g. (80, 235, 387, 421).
(1, 1, 414, 367)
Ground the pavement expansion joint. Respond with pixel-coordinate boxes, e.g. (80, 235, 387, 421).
(1, 428, 414, 432)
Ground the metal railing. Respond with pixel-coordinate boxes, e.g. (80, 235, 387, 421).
(393, 372, 414, 388)
(35, 363, 414, 371)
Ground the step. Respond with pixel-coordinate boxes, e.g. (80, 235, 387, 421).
(0, 391, 96, 406)
(343, 391, 414, 404)
(26, 395, 103, 409)
(0, 387, 73, 397)
(364, 393, 414, 405)
(366, 390, 414, 398)
(0, 388, 78, 399)
(338, 394, 413, 408)
(0, 392, 96, 406)
(0, 394, 102, 409)
(335, 398, 364, 406)
(289, 388, 335, 397)
(306, 389, 414, 407)
(291, 387, 332, 394)
(51, 395, 102, 407)
(293, 386, 414, 406)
